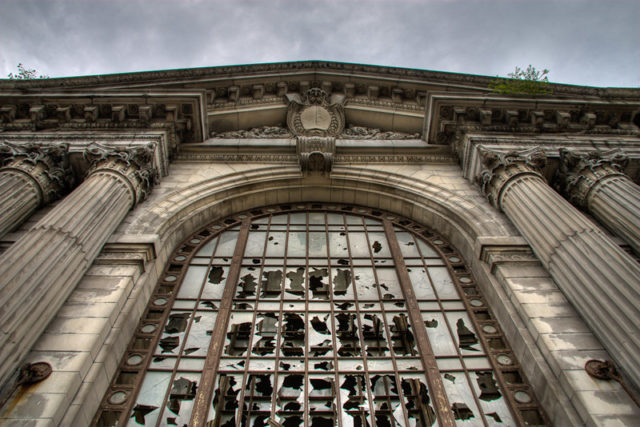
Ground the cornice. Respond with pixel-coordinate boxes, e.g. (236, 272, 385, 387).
(2, 61, 638, 100)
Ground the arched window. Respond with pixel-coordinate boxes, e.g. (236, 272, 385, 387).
(95, 204, 547, 426)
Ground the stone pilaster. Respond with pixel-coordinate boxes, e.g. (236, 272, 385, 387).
(478, 145, 640, 388)
(555, 148, 640, 254)
(0, 142, 71, 239)
(0, 144, 155, 387)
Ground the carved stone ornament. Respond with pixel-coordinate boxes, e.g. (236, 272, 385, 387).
(84, 143, 157, 205)
(0, 141, 72, 205)
(554, 148, 629, 208)
(340, 125, 421, 140)
(477, 146, 547, 209)
(297, 136, 335, 175)
(286, 88, 346, 137)
(209, 125, 292, 139)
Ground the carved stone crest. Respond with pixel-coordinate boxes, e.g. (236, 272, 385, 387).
(286, 88, 346, 137)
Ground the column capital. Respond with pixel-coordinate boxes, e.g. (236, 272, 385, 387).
(555, 148, 629, 208)
(84, 143, 157, 207)
(477, 146, 547, 209)
(0, 141, 72, 205)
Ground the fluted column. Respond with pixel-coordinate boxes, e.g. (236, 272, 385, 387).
(478, 146, 640, 388)
(0, 142, 71, 239)
(555, 148, 640, 254)
(0, 144, 156, 387)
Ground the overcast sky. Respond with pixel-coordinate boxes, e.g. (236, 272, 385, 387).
(1, 0, 638, 87)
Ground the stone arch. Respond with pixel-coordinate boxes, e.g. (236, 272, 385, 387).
(126, 165, 519, 269)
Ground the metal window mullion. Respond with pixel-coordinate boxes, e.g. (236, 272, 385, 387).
(342, 215, 376, 425)
(190, 217, 252, 427)
(411, 231, 490, 427)
(382, 219, 456, 426)
(362, 220, 412, 426)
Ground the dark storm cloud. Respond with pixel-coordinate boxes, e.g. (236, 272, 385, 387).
(1, 0, 638, 87)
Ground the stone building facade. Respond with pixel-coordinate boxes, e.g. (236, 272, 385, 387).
(0, 61, 639, 426)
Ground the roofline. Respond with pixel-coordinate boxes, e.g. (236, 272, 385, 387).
(1, 60, 639, 99)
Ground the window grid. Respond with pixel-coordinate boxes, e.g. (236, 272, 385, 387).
(93, 204, 549, 427)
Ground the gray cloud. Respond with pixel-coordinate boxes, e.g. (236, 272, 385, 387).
(1, 0, 638, 87)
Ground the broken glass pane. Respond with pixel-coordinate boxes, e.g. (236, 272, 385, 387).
(129, 371, 170, 426)
(281, 313, 305, 357)
(336, 313, 361, 356)
(395, 232, 420, 258)
(440, 372, 482, 425)
(400, 375, 437, 427)
(333, 268, 354, 299)
(261, 269, 283, 298)
(353, 267, 377, 300)
(266, 231, 286, 257)
(162, 373, 199, 426)
(375, 268, 403, 300)
(309, 268, 330, 299)
(422, 312, 457, 357)
(201, 266, 228, 299)
(285, 267, 305, 297)
(253, 312, 278, 356)
(209, 374, 242, 426)
(339, 374, 370, 427)
(361, 313, 389, 356)
(309, 313, 333, 357)
(182, 311, 217, 357)
(471, 371, 515, 426)
(388, 313, 416, 356)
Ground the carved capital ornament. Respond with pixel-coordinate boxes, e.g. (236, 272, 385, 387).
(554, 148, 629, 208)
(0, 141, 72, 205)
(84, 143, 157, 206)
(477, 146, 547, 209)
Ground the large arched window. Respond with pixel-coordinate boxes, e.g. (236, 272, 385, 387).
(95, 204, 547, 426)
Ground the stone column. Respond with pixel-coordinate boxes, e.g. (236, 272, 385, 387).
(0, 144, 155, 387)
(0, 142, 71, 239)
(555, 148, 640, 254)
(478, 146, 640, 388)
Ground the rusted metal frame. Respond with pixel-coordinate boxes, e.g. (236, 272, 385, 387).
(436, 246, 549, 426)
(361, 218, 412, 426)
(95, 225, 219, 426)
(342, 214, 376, 423)
(323, 211, 343, 427)
(411, 231, 490, 427)
(397, 220, 550, 426)
(235, 215, 272, 426)
(383, 218, 456, 427)
(190, 217, 252, 427)
(272, 212, 289, 423)
(153, 233, 226, 426)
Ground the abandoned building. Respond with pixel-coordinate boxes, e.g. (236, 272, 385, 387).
(0, 61, 639, 426)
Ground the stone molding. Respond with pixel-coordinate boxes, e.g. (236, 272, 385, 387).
(84, 144, 157, 206)
(297, 136, 335, 174)
(555, 148, 629, 208)
(477, 146, 547, 209)
(0, 141, 72, 205)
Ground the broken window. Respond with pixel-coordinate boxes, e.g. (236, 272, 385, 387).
(98, 207, 546, 427)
